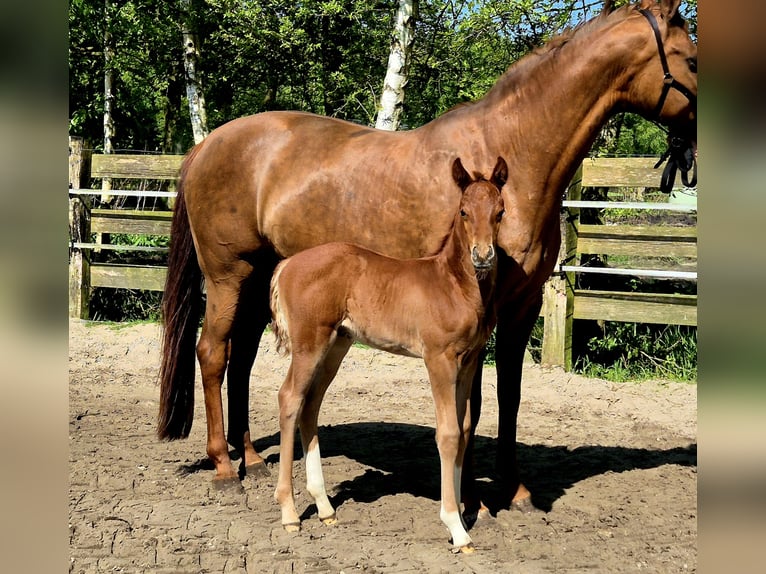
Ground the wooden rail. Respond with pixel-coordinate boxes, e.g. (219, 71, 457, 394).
(68, 140, 697, 372)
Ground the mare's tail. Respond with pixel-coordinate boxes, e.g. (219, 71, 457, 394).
(269, 260, 292, 356)
(158, 143, 205, 440)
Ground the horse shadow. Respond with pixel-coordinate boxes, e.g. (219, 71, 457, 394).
(180, 421, 696, 515)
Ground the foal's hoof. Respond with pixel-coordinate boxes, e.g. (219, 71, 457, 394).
(245, 461, 271, 478)
(283, 522, 301, 533)
(212, 475, 243, 492)
(320, 513, 337, 526)
(511, 496, 539, 514)
(451, 543, 476, 554)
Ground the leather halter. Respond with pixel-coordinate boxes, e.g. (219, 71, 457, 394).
(638, 8, 697, 118)
(639, 8, 697, 192)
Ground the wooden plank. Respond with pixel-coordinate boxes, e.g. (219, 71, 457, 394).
(70, 189, 177, 198)
(573, 290, 697, 326)
(69, 196, 92, 319)
(91, 209, 173, 235)
(72, 243, 168, 253)
(564, 200, 695, 212)
(577, 224, 696, 258)
(576, 238, 697, 258)
(581, 157, 661, 188)
(91, 264, 168, 291)
(91, 154, 183, 180)
(579, 224, 697, 240)
(542, 276, 573, 368)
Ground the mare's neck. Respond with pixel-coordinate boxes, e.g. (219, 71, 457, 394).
(479, 17, 632, 196)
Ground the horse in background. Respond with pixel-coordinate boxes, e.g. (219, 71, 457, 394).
(270, 157, 507, 552)
(158, 0, 696, 516)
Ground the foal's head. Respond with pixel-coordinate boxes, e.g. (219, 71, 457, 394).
(451, 156, 507, 274)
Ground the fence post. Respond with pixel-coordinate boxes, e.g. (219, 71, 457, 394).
(541, 165, 581, 370)
(69, 136, 92, 319)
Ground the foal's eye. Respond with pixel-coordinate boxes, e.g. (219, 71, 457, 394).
(686, 57, 697, 74)
(496, 210, 505, 222)
(460, 210, 467, 218)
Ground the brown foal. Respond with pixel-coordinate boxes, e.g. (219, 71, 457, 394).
(269, 157, 507, 552)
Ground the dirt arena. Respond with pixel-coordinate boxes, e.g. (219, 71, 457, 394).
(68, 319, 696, 573)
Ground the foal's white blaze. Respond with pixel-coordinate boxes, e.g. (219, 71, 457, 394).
(304, 442, 335, 521)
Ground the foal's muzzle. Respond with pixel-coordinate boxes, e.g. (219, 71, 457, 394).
(471, 245, 496, 269)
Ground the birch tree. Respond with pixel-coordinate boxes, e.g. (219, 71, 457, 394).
(375, 0, 417, 131)
(180, 0, 209, 144)
(102, 0, 115, 201)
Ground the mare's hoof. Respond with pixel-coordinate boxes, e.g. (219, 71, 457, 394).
(245, 461, 271, 478)
(451, 543, 476, 554)
(511, 496, 539, 514)
(462, 507, 492, 529)
(320, 513, 337, 526)
(212, 475, 243, 492)
(283, 522, 301, 533)
(476, 505, 492, 522)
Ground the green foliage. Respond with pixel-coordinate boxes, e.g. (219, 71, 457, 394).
(483, 317, 697, 382)
(575, 322, 697, 382)
(69, 1, 697, 148)
(89, 288, 163, 322)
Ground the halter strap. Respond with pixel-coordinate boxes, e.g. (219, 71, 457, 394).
(638, 8, 697, 118)
(638, 8, 697, 192)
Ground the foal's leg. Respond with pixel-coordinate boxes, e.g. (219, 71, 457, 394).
(454, 359, 478, 511)
(298, 335, 353, 524)
(462, 346, 491, 519)
(425, 352, 474, 552)
(274, 336, 336, 531)
(274, 362, 305, 531)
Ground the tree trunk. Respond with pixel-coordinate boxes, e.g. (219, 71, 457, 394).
(102, 0, 115, 203)
(180, 0, 209, 144)
(375, 0, 417, 131)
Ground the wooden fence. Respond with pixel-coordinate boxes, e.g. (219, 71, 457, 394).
(68, 139, 696, 370)
(539, 159, 697, 370)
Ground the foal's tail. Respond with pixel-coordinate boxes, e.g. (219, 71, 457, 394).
(269, 260, 291, 356)
(158, 143, 205, 441)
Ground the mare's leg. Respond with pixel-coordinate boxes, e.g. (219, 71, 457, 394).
(225, 265, 278, 477)
(425, 352, 474, 553)
(494, 293, 542, 512)
(196, 277, 247, 486)
(298, 335, 353, 524)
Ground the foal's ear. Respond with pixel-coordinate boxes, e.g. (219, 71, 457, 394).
(452, 157, 471, 191)
(490, 156, 508, 190)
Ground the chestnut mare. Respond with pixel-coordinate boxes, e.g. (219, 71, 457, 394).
(270, 157, 506, 551)
(158, 0, 697, 515)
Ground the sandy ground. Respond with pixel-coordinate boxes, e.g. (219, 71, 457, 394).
(69, 319, 696, 573)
